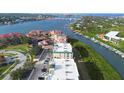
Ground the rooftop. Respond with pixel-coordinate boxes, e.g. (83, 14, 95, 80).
(105, 31, 124, 40)
(50, 59, 79, 80)
(105, 31, 119, 38)
(0, 32, 23, 39)
(53, 43, 72, 53)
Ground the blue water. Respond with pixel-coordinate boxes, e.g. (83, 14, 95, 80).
(0, 19, 124, 79)
(0, 20, 70, 34)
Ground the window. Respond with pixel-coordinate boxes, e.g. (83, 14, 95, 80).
(59, 53, 62, 58)
(67, 53, 69, 57)
(64, 53, 66, 59)
(65, 64, 71, 67)
(65, 71, 72, 73)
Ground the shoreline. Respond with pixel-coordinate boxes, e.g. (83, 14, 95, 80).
(69, 26, 124, 59)
(68, 38, 122, 80)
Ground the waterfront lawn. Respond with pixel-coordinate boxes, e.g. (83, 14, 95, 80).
(72, 29, 124, 52)
(68, 38, 121, 80)
(70, 16, 124, 52)
(96, 37, 124, 52)
(118, 41, 124, 51)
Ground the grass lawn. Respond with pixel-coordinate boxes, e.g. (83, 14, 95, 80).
(0, 53, 16, 57)
(0, 64, 12, 80)
(0, 44, 34, 80)
(1, 44, 34, 62)
(0, 61, 19, 80)
(68, 38, 122, 80)
(0, 64, 12, 75)
(4, 44, 30, 53)
(117, 32, 124, 38)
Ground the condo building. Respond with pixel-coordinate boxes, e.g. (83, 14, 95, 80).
(45, 32, 79, 80)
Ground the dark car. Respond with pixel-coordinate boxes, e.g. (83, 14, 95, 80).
(38, 77, 44, 80)
(41, 67, 47, 72)
(44, 60, 49, 64)
(46, 58, 50, 60)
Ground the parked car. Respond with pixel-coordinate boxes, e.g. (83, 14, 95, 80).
(46, 58, 50, 60)
(41, 66, 47, 72)
(44, 60, 49, 64)
(38, 76, 44, 80)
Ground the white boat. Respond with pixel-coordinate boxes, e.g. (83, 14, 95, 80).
(121, 54, 124, 58)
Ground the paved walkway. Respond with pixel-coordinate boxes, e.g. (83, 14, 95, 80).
(0, 50, 26, 80)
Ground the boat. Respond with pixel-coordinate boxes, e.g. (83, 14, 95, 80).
(121, 55, 124, 58)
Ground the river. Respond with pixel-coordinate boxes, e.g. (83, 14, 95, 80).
(0, 19, 124, 79)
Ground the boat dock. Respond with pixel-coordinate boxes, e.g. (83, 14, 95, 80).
(74, 31, 124, 59)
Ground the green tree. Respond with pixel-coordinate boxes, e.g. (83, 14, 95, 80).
(11, 68, 24, 80)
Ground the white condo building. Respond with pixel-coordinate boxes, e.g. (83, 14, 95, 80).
(52, 43, 73, 59)
(49, 59, 79, 80)
(48, 42, 79, 80)
(44, 32, 79, 80)
(104, 31, 124, 43)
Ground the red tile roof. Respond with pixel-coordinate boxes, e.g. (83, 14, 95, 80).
(0, 32, 23, 39)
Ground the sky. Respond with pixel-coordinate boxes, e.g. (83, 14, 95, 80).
(0, 1, 124, 93)
(0, 0, 124, 13)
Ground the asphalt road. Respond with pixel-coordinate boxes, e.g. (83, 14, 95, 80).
(39, 49, 48, 61)
(29, 49, 49, 80)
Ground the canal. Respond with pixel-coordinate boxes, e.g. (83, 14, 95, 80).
(0, 19, 124, 79)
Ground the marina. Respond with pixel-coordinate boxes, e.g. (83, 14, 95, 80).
(74, 31, 124, 59)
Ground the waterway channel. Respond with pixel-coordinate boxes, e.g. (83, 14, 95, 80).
(0, 19, 124, 79)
